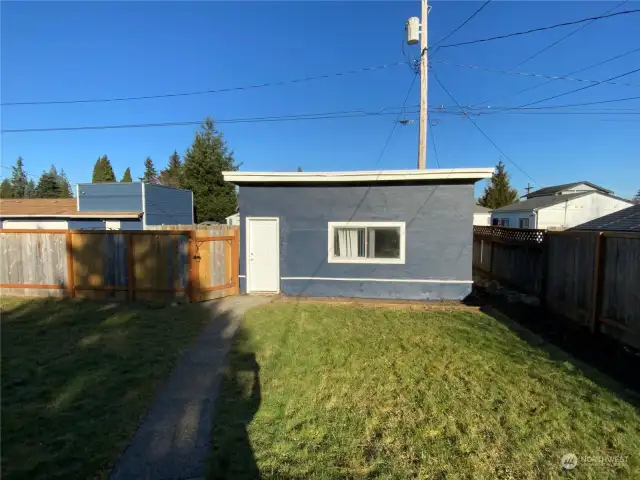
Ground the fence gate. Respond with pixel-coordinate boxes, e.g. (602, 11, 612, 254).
(190, 229, 239, 302)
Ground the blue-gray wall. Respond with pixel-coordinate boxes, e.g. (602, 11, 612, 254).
(144, 184, 193, 226)
(77, 183, 143, 212)
(238, 182, 475, 300)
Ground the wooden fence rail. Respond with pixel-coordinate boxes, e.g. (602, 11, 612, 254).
(473, 226, 640, 350)
(0, 228, 239, 303)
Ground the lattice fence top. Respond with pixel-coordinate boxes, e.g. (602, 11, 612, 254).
(474, 226, 545, 244)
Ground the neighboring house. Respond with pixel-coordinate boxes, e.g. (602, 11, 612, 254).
(490, 181, 633, 230)
(571, 203, 640, 232)
(473, 205, 491, 226)
(226, 213, 240, 226)
(223, 168, 494, 300)
(0, 182, 193, 230)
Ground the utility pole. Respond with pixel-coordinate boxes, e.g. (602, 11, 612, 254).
(418, 0, 428, 170)
(407, 0, 429, 169)
(524, 183, 533, 196)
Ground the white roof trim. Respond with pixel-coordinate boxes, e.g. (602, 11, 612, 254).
(0, 213, 142, 219)
(223, 168, 494, 183)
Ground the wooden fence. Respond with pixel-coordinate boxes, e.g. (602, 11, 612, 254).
(0, 228, 239, 303)
(473, 226, 640, 349)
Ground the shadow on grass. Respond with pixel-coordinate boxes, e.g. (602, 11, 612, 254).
(469, 288, 640, 409)
(208, 327, 262, 480)
(0, 296, 227, 480)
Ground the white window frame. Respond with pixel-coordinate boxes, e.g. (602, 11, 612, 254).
(501, 218, 510, 227)
(519, 218, 529, 229)
(327, 221, 406, 264)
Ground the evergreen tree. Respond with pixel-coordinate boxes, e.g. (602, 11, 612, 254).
(297, 166, 303, 172)
(633, 189, 640, 205)
(92, 155, 116, 182)
(58, 169, 73, 198)
(477, 161, 519, 210)
(36, 166, 63, 198)
(139, 157, 158, 183)
(182, 118, 240, 222)
(10, 157, 28, 198)
(158, 150, 183, 188)
(24, 179, 37, 198)
(1, 179, 13, 198)
(120, 167, 133, 182)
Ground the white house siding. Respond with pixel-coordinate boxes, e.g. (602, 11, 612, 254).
(491, 211, 536, 229)
(226, 213, 240, 226)
(473, 212, 491, 226)
(554, 183, 598, 195)
(537, 193, 632, 230)
(2, 219, 69, 230)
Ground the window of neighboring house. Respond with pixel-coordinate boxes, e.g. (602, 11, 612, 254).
(500, 218, 510, 227)
(519, 218, 530, 229)
(328, 222, 405, 264)
(492, 218, 500, 226)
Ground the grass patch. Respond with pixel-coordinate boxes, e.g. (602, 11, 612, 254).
(1, 296, 210, 480)
(210, 303, 640, 479)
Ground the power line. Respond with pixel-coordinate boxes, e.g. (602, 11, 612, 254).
(1, 61, 407, 106)
(434, 95, 640, 112)
(427, 120, 441, 168)
(438, 9, 640, 49)
(496, 67, 640, 112)
(374, 74, 419, 166)
(432, 59, 640, 88)
(1, 107, 428, 134)
(431, 69, 540, 186)
(471, 47, 640, 107)
(430, 0, 492, 50)
(7, 101, 640, 134)
(514, 95, 640, 110)
(512, 0, 629, 68)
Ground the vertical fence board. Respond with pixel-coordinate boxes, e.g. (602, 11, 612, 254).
(0, 232, 67, 287)
(3, 227, 239, 303)
(473, 227, 639, 349)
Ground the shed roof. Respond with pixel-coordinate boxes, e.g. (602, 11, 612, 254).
(572, 204, 640, 232)
(526, 181, 612, 198)
(474, 205, 491, 214)
(492, 193, 586, 213)
(223, 168, 494, 184)
(0, 199, 141, 219)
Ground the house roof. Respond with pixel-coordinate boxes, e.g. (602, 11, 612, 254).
(0, 199, 142, 219)
(527, 181, 612, 198)
(572, 204, 640, 232)
(474, 205, 491, 214)
(492, 193, 587, 213)
(223, 168, 494, 184)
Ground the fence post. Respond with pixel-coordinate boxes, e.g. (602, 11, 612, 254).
(65, 231, 75, 298)
(589, 232, 606, 334)
(488, 230, 494, 279)
(539, 232, 549, 306)
(232, 227, 240, 295)
(187, 230, 197, 302)
(127, 233, 136, 301)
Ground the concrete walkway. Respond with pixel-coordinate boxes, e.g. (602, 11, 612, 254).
(110, 295, 272, 480)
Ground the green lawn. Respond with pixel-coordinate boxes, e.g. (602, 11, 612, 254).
(1, 296, 210, 480)
(209, 302, 640, 479)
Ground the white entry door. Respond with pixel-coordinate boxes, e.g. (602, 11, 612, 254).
(247, 217, 280, 293)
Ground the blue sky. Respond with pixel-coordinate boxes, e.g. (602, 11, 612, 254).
(1, 1, 639, 199)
